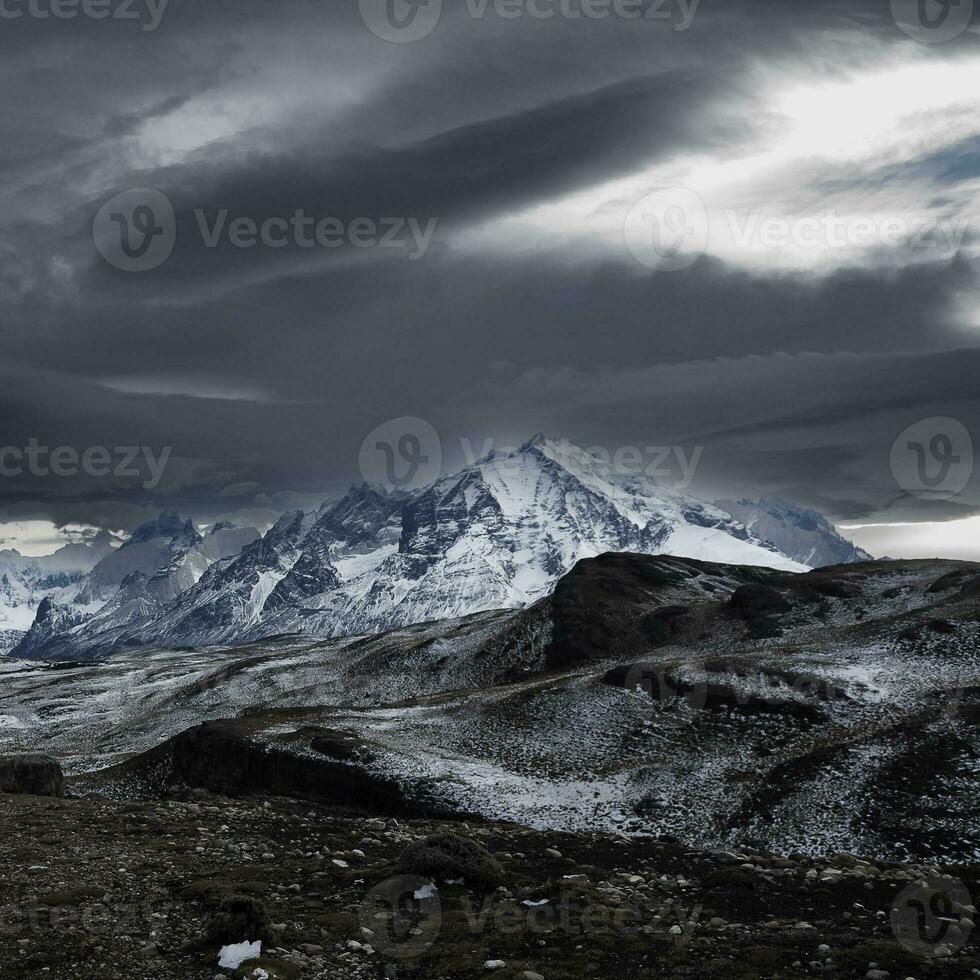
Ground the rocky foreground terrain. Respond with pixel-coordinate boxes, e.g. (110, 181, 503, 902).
(2, 552, 980, 977)
(3, 553, 979, 862)
(0, 788, 977, 979)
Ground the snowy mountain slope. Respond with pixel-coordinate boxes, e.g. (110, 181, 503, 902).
(110, 490, 406, 651)
(0, 564, 81, 640)
(12, 436, 805, 660)
(11, 515, 260, 660)
(0, 536, 115, 648)
(125, 509, 325, 645)
(77, 511, 201, 604)
(6, 554, 979, 863)
(715, 496, 873, 568)
(259, 435, 805, 641)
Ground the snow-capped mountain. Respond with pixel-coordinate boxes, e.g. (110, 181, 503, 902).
(264, 435, 805, 640)
(12, 437, 806, 660)
(11, 515, 260, 660)
(0, 564, 80, 651)
(0, 531, 120, 651)
(714, 496, 873, 568)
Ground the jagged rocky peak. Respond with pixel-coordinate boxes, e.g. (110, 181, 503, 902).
(118, 571, 149, 592)
(270, 509, 306, 536)
(259, 510, 309, 554)
(10, 594, 90, 659)
(33, 596, 61, 623)
(124, 511, 199, 548)
(194, 522, 262, 565)
(316, 484, 406, 544)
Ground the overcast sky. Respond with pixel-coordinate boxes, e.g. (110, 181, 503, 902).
(1, 0, 978, 558)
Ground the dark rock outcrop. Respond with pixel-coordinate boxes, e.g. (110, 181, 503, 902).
(729, 584, 792, 620)
(206, 894, 276, 946)
(85, 720, 468, 820)
(0, 754, 64, 797)
(394, 832, 505, 892)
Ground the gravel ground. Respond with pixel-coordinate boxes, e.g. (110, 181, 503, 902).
(0, 789, 978, 979)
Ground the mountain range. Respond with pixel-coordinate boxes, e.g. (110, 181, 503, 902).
(0, 530, 120, 651)
(9, 436, 870, 661)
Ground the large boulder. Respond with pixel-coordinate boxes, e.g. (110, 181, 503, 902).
(0, 754, 64, 797)
(206, 894, 276, 946)
(394, 832, 506, 892)
(729, 583, 791, 620)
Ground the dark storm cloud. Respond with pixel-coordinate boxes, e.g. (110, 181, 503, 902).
(20, 249, 971, 412)
(1, 0, 978, 543)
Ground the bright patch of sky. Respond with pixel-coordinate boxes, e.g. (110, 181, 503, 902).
(0, 520, 110, 557)
(455, 53, 980, 274)
(843, 515, 980, 562)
